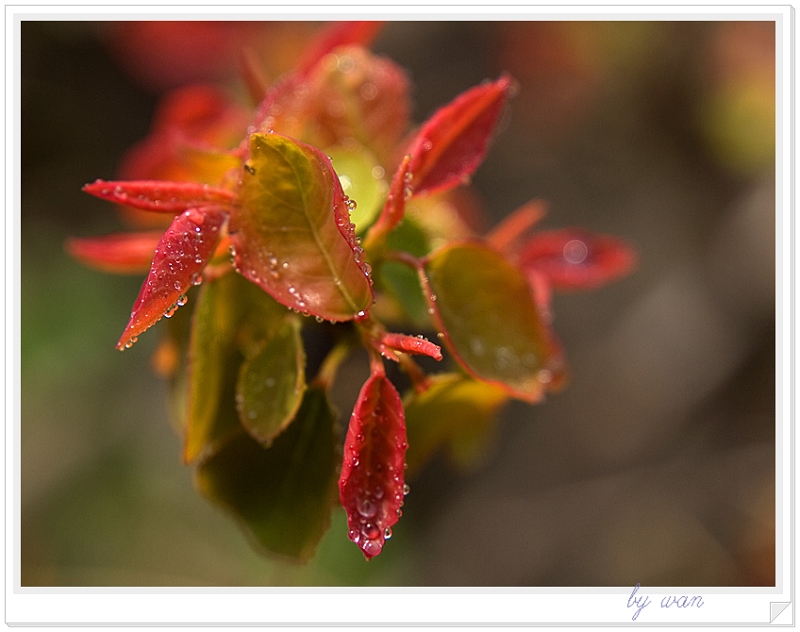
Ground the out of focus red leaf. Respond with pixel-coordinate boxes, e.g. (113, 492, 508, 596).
(518, 228, 638, 292)
(83, 179, 235, 213)
(118, 206, 228, 350)
(295, 21, 385, 78)
(305, 46, 411, 160)
(119, 85, 248, 185)
(105, 22, 265, 92)
(230, 132, 373, 321)
(339, 372, 407, 560)
(405, 75, 513, 196)
(486, 199, 548, 252)
(66, 231, 163, 274)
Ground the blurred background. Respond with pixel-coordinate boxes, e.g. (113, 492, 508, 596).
(21, 20, 776, 586)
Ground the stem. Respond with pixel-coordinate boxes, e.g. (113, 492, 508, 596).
(312, 339, 354, 391)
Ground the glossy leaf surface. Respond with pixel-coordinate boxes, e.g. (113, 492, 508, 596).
(230, 132, 373, 321)
(236, 319, 306, 446)
(519, 228, 638, 292)
(404, 373, 507, 476)
(406, 75, 512, 196)
(118, 206, 228, 350)
(66, 231, 163, 274)
(339, 373, 407, 560)
(423, 242, 563, 402)
(196, 388, 339, 561)
(83, 179, 235, 213)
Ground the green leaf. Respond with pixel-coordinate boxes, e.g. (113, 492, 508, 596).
(195, 387, 339, 562)
(184, 272, 290, 463)
(423, 242, 564, 402)
(404, 373, 507, 476)
(327, 144, 387, 233)
(236, 319, 306, 447)
(230, 132, 374, 321)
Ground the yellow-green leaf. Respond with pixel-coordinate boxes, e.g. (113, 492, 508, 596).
(404, 373, 507, 476)
(424, 242, 564, 402)
(230, 132, 374, 321)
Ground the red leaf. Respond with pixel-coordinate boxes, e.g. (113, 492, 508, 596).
(406, 75, 513, 196)
(295, 21, 385, 78)
(83, 179, 235, 213)
(518, 228, 638, 292)
(117, 206, 228, 350)
(364, 154, 412, 246)
(339, 373, 408, 560)
(380, 332, 443, 361)
(66, 231, 164, 274)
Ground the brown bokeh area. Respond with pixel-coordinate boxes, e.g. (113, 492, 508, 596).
(20, 20, 777, 587)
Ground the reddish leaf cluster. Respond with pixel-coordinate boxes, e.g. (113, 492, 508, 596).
(68, 21, 637, 561)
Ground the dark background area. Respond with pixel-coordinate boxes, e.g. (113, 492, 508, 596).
(20, 20, 776, 586)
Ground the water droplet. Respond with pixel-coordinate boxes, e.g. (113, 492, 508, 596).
(358, 498, 377, 518)
(373, 485, 384, 499)
(336, 54, 355, 73)
(563, 239, 589, 264)
(176, 294, 188, 307)
(348, 529, 360, 543)
(363, 522, 381, 539)
(362, 538, 382, 557)
(243, 163, 256, 175)
(383, 527, 393, 540)
(427, 307, 435, 315)
(371, 165, 385, 179)
(356, 310, 367, 319)
(396, 508, 403, 518)
(422, 140, 433, 151)
(470, 338, 485, 356)
(360, 81, 378, 100)
(429, 293, 437, 302)
(537, 369, 553, 384)
(403, 483, 411, 496)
